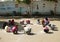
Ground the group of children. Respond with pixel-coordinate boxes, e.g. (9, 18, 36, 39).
(20, 19, 31, 35)
(2, 17, 56, 35)
(2, 19, 18, 34)
(42, 17, 56, 33)
(42, 17, 50, 33)
(2, 19, 32, 35)
(37, 17, 56, 33)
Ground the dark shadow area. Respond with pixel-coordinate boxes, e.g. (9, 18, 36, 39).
(52, 27, 58, 31)
(27, 33, 36, 35)
(0, 16, 60, 21)
(53, 29, 58, 31)
(13, 33, 24, 35)
(47, 32, 53, 34)
(0, 21, 7, 29)
(12, 32, 36, 35)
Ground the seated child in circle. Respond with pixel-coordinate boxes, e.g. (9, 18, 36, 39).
(43, 25, 49, 33)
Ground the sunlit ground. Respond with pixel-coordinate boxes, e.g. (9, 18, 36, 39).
(0, 18, 60, 42)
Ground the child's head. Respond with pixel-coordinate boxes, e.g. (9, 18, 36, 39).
(43, 25, 46, 27)
(9, 20, 11, 22)
(12, 19, 14, 22)
(37, 19, 39, 21)
(45, 17, 48, 20)
(24, 25, 26, 27)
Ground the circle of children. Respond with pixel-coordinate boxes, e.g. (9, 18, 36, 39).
(2, 17, 57, 35)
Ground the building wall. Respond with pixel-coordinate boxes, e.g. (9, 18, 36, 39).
(0, 1, 29, 15)
(0, 0, 60, 15)
(32, 1, 54, 14)
(0, 1, 15, 14)
(56, 1, 60, 14)
(32, 0, 60, 15)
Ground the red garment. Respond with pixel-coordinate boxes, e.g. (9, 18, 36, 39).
(26, 20, 30, 24)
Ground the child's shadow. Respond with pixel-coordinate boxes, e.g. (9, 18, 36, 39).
(27, 33, 36, 35)
(13, 33, 24, 35)
(13, 32, 36, 36)
(47, 32, 53, 34)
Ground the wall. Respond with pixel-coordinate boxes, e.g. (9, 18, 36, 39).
(32, 0, 60, 15)
(0, 0, 60, 15)
(0, 1, 29, 15)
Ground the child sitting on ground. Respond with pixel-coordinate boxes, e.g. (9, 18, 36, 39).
(37, 19, 40, 24)
(5, 25, 11, 32)
(11, 19, 15, 25)
(43, 25, 49, 33)
(48, 24, 56, 30)
(42, 17, 50, 27)
(12, 25, 18, 34)
(24, 25, 31, 35)
(26, 19, 30, 24)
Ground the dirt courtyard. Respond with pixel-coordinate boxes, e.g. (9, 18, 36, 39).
(0, 18, 60, 42)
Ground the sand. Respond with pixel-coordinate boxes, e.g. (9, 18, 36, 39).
(0, 18, 60, 42)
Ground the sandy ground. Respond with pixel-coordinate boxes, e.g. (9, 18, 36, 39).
(0, 18, 60, 42)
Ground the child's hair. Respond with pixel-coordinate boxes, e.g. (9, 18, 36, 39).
(43, 25, 46, 27)
(45, 17, 48, 20)
(24, 25, 26, 27)
(48, 24, 51, 27)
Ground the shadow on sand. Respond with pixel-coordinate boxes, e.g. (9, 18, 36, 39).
(13, 32, 36, 36)
(0, 21, 7, 29)
(27, 33, 36, 35)
(47, 32, 53, 34)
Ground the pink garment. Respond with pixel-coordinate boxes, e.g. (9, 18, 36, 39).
(43, 26, 49, 30)
(43, 19, 50, 24)
(12, 26, 18, 32)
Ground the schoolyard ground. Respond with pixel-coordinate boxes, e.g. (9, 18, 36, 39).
(0, 18, 60, 42)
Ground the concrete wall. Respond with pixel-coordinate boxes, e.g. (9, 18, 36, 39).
(0, 1, 15, 14)
(0, 0, 60, 15)
(32, 1, 54, 14)
(32, 0, 60, 15)
(0, 1, 29, 15)
(56, 1, 60, 14)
